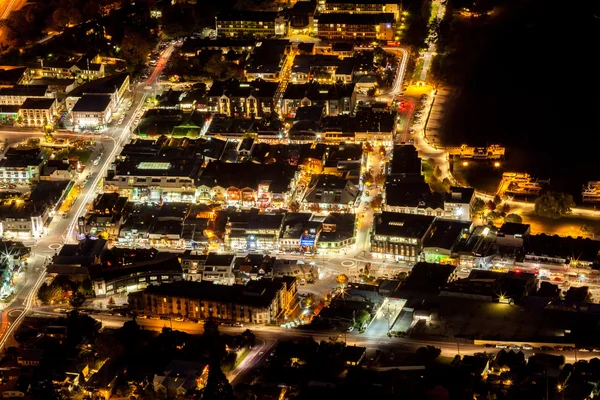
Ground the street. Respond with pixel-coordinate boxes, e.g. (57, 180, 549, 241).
(0, 41, 177, 353)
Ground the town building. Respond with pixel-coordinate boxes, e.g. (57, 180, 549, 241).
(129, 277, 297, 324)
(422, 219, 473, 263)
(206, 79, 278, 118)
(0, 85, 53, 106)
(40, 159, 75, 182)
(319, 0, 402, 21)
(316, 212, 357, 253)
(70, 94, 113, 131)
(384, 183, 476, 221)
(66, 72, 130, 113)
(17, 98, 57, 127)
(196, 160, 297, 208)
(77, 193, 129, 239)
(303, 174, 360, 212)
(104, 138, 206, 202)
(371, 212, 436, 262)
(387, 145, 422, 183)
(245, 39, 292, 81)
(187, 252, 235, 285)
(0, 181, 71, 238)
(224, 208, 285, 251)
(216, 11, 287, 37)
(278, 212, 321, 253)
(440, 269, 537, 303)
(522, 234, 600, 270)
(290, 54, 356, 84)
(282, 82, 356, 117)
(316, 13, 395, 41)
(89, 254, 183, 297)
(0, 148, 43, 183)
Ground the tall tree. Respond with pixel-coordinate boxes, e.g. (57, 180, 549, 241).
(534, 193, 575, 219)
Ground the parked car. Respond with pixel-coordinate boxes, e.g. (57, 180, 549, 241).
(495, 344, 508, 349)
(540, 346, 553, 351)
(232, 322, 243, 327)
(509, 345, 521, 350)
(522, 344, 534, 350)
(346, 326, 355, 332)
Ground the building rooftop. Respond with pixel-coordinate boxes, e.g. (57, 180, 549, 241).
(19, 97, 55, 110)
(67, 73, 129, 97)
(0, 85, 48, 97)
(207, 78, 278, 99)
(385, 180, 442, 209)
(283, 82, 355, 101)
(205, 253, 235, 266)
(423, 219, 472, 250)
(197, 160, 296, 192)
(218, 10, 280, 22)
(319, 212, 355, 243)
(527, 234, 600, 263)
(317, 12, 395, 25)
(143, 279, 285, 308)
(89, 255, 182, 283)
(373, 212, 435, 238)
(390, 145, 421, 177)
(445, 186, 475, 204)
(403, 262, 456, 294)
(71, 94, 112, 112)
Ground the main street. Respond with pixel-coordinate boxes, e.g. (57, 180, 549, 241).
(0, 41, 177, 352)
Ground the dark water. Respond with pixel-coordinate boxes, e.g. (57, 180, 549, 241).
(441, 0, 600, 201)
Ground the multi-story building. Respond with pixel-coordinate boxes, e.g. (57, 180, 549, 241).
(77, 193, 129, 239)
(206, 79, 278, 118)
(0, 181, 70, 239)
(370, 212, 436, 262)
(0, 148, 43, 183)
(40, 159, 75, 182)
(316, 212, 357, 253)
(217, 11, 288, 37)
(303, 174, 360, 211)
(384, 183, 476, 221)
(0, 85, 53, 106)
(70, 94, 113, 131)
(282, 82, 356, 116)
(320, 0, 402, 20)
(196, 160, 297, 208)
(225, 208, 285, 251)
(129, 277, 297, 324)
(89, 255, 184, 297)
(188, 253, 235, 285)
(18, 98, 57, 127)
(66, 73, 130, 113)
(316, 13, 395, 41)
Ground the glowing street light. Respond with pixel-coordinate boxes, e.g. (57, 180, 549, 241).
(494, 162, 500, 167)
(462, 161, 469, 167)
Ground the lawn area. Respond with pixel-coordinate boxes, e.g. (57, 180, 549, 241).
(520, 211, 596, 238)
(412, 58, 425, 81)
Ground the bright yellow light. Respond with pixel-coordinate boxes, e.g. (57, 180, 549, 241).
(462, 161, 469, 167)
(494, 162, 500, 167)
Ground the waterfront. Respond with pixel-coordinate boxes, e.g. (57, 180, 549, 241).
(438, 0, 600, 201)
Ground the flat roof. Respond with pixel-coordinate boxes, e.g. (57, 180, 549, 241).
(20, 97, 55, 110)
(423, 219, 472, 250)
(317, 12, 395, 25)
(72, 94, 112, 112)
(373, 212, 435, 238)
